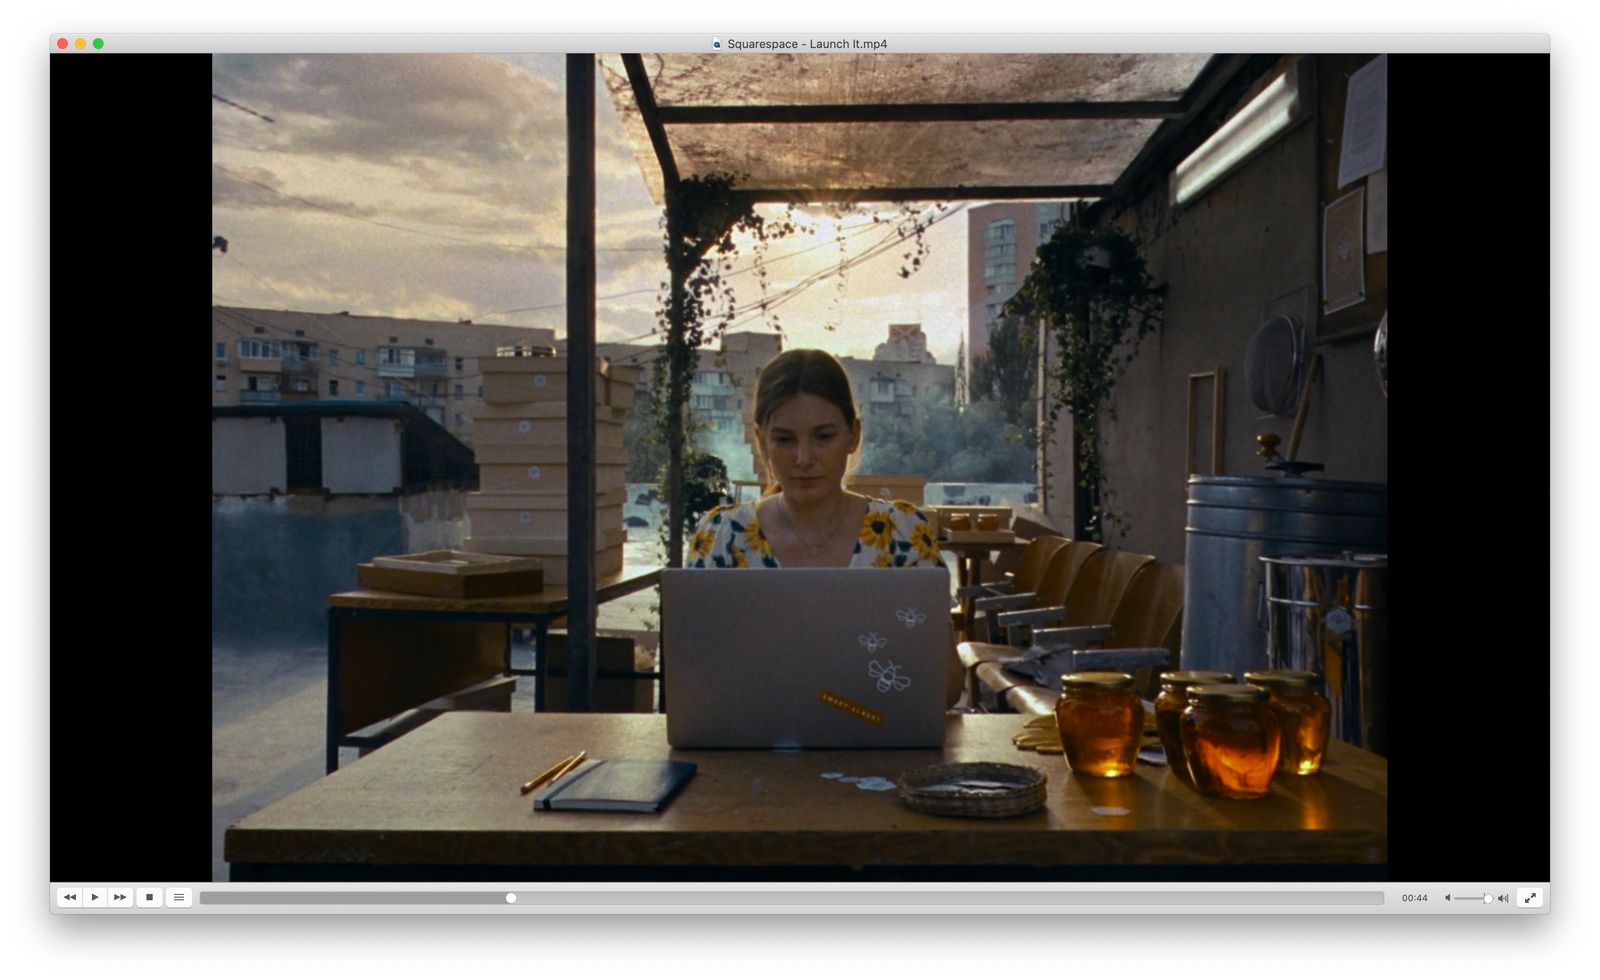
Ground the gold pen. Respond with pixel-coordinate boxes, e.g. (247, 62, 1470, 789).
(520, 751, 584, 795)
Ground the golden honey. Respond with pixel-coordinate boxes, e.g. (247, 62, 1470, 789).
(1055, 672, 1144, 778)
(1244, 670, 1331, 775)
(1180, 684, 1281, 799)
(946, 513, 972, 531)
(1154, 671, 1234, 782)
(975, 513, 1001, 532)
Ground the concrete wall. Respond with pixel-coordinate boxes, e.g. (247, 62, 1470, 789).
(1042, 109, 1388, 563)
(212, 417, 287, 495)
(212, 490, 468, 645)
(322, 416, 403, 494)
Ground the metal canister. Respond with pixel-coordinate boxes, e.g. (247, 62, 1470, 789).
(1261, 553, 1388, 756)
(1182, 475, 1387, 678)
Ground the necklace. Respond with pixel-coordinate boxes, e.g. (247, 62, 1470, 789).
(780, 493, 853, 557)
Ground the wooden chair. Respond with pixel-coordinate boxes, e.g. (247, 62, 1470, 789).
(995, 560, 1185, 714)
(961, 545, 1154, 711)
(957, 543, 1108, 702)
(979, 540, 1106, 645)
(951, 534, 1067, 641)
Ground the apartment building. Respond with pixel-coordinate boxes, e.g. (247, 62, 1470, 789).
(212, 306, 558, 445)
(965, 201, 1072, 392)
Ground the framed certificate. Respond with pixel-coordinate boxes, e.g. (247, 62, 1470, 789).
(1322, 187, 1366, 315)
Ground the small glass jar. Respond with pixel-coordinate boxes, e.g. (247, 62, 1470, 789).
(946, 512, 972, 531)
(1180, 684, 1281, 799)
(1055, 672, 1144, 778)
(1154, 671, 1234, 781)
(975, 513, 1001, 532)
(1244, 670, 1332, 775)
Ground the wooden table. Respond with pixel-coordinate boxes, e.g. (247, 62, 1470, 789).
(324, 565, 662, 773)
(230, 713, 1387, 881)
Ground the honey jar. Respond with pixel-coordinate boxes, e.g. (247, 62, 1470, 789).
(946, 512, 972, 532)
(1180, 684, 1281, 799)
(1244, 670, 1331, 775)
(1154, 671, 1234, 781)
(975, 513, 1001, 532)
(1055, 672, 1144, 778)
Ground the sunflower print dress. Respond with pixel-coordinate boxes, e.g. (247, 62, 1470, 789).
(687, 498, 946, 569)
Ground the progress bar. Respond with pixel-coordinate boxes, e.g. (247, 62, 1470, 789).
(200, 890, 1384, 906)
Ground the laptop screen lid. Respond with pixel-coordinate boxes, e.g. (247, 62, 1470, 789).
(662, 568, 952, 749)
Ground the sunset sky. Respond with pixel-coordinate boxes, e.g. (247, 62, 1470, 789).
(211, 53, 971, 365)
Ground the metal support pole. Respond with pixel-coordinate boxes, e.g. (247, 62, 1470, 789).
(566, 54, 598, 709)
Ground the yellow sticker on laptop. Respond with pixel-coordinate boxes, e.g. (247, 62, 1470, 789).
(819, 690, 884, 726)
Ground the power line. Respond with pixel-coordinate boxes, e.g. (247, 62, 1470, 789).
(212, 202, 963, 369)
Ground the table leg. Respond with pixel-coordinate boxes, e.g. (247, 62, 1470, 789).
(533, 617, 550, 712)
(326, 609, 345, 774)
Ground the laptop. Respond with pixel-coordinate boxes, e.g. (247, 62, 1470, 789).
(662, 568, 953, 749)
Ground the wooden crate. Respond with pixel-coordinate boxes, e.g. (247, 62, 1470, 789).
(473, 408, 627, 449)
(467, 493, 624, 538)
(355, 561, 544, 598)
(474, 443, 628, 466)
(481, 356, 607, 405)
(477, 462, 628, 494)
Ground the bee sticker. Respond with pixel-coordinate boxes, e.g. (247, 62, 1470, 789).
(895, 608, 927, 629)
(858, 632, 887, 653)
(868, 660, 911, 694)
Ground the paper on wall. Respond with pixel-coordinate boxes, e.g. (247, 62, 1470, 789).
(1337, 54, 1388, 189)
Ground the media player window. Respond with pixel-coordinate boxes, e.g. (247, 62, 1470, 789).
(48, 31, 1550, 915)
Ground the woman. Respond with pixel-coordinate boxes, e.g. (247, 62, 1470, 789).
(687, 348, 943, 570)
(687, 348, 962, 704)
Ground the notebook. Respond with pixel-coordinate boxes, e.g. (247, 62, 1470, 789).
(531, 759, 697, 812)
(661, 567, 953, 749)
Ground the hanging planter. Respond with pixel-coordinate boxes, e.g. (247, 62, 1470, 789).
(1003, 223, 1164, 542)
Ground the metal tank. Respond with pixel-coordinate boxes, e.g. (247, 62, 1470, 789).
(1262, 553, 1389, 755)
(1180, 475, 1387, 679)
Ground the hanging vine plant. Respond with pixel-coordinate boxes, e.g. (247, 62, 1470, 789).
(651, 172, 800, 567)
(1003, 223, 1164, 543)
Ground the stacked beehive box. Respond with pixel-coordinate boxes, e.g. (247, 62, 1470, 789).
(464, 352, 641, 586)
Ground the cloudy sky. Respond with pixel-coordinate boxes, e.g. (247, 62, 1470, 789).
(211, 53, 971, 365)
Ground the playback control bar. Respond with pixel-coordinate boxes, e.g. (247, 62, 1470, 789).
(51, 884, 1551, 914)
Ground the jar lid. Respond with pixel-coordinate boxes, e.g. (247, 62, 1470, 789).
(1060, 671, 1134, 690)
(1159, 670, 1234, 688)
(1187, 683, 1270, 704)
(1243, 670, 1322, 689)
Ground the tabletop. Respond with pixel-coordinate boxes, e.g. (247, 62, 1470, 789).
(327, 564, 664, 615)
(228, 712, 1387, 877)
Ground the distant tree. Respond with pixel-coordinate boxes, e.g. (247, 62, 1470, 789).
(623, 387, 669, 483)
(969, 314, 1038, 434)
(858, 391, 1033, 484)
